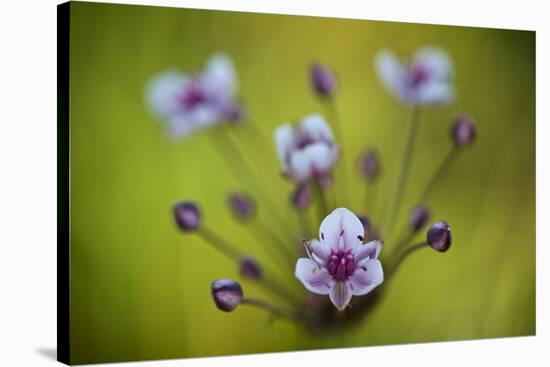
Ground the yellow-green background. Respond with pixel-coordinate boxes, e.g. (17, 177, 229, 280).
(69, 1, 535, 364)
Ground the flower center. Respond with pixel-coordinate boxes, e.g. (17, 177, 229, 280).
(409, 63, 430, 87)
(327, 250, 355, 281)
(180, 81, 207, 110)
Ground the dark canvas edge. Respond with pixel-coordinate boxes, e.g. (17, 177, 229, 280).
(57, 1, 71, 365)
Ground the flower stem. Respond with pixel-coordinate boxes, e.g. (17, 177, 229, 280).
(253, 219, 296, 269)
(386, 241, 427, 280)
(312, 178, 328, 223)
(198, 226, 241, 261)
(416, 147, 460, 205)
(326, 99, 350, 207)
(365, 180, 379, 221)
(241, 297, 299, 321)
(384, 106, 420, 237)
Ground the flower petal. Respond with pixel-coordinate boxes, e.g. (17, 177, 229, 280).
(274, 123, 295, 171)
(201, 53, 237, 99)
(309, 239, 330, 262)
(413, 47, 453, 82)
(349, 259, 384, 296)
(295, 258, 332, 295)
(146, 70, 189, 119)
(319, 208, 364, 252)
(354, 240, 383, 262)
(375, 50, 408, 102)
(299, 113, 334, 144)
(329, 281, 352, 311)
(416, 81, 454, 105)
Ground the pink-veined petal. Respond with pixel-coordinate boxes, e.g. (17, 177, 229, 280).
(349, 259, 384, 296)
(329, 281, 352, 311)
(295, 258, 332, 295)
(299, 113, 334, 144)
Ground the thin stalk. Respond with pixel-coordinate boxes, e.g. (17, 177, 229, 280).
(416, 147, 460, 205)
(312, 178, 328, 224)
(254, 220, 296, 268)
(242, 297, 299, 321)
(366, 179, 379, 220)
(384, 107, 420, 236)
(386, 241, 427, 280)
(326, 99, 350, 206)
(197, 227, 299, 306)
(197, 226, 241, 261)
(208, 130, 292, 238)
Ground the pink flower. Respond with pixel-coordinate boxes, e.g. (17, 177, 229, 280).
(375, 47, 454, 106)
(146, 53, 242, 138)
(274, 113, 339, 184)
(295, 208, 384, 311)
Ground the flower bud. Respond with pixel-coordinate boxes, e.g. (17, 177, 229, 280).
(224, 103, 246, 124)
(359, 149, 380, 181)
(228, 193, 256, 220)
(211, 279, 243, 312)
(172, 201, 201, 232)
(310, 62, 337, 98)
(291, 184, 311, 210)
(451, 114, 476, 147)
(427, 221, 452, 252)
(410, 205, 430, 232)
(239, 256, 262, 280)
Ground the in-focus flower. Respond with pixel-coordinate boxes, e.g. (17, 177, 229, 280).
(173, 201, 201, 232)
(146, 53, 243, 138)
(274, 113, 340, 184)
(375, 47, 454, 105)
(295, 208, 384, 311)
(211, 279, 243, 312)
(427, 221, 452, 252)
(310, 62, 338, 98)
(239, 256, 262, 280)
(451, 113, 476, 147)
(228, 192, 256, 220)
(410, 205, 430, 232)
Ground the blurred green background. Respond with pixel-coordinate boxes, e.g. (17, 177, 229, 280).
(69, 1, 535, 364)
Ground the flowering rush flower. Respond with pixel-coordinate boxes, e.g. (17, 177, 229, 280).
(146, 53, 243, 138)
(274, 113, 339, 184)
(296, 208, 384, 310)
(375, 47, 454, 105)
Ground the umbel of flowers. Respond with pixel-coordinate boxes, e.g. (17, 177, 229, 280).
(147, 48, 476, 332)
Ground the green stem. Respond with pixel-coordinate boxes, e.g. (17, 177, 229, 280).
(241, 297, 299, 321)
(313, 179, 328, 224)
(384, 107, 420, 237)
(416, 147, 460, 205)
(386, 241, 427, 280)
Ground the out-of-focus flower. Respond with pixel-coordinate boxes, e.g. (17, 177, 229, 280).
(295, 208, 384, 311)
(358, 149, 380, 181)
(274, 113, 339, 184)
(239, 256, 262, 279)
(410, 205, 430, 232)
(427, 221, 452, 252)
(291, 184, 312, 210)
(375, 47, 454, 105)
(173, 201, 201, 232)
(146, 53, 243, 138)
(228, 193, 256, 220)
(211, 279, 243, 312)
(451, 114, 476, 147)
(310, 62, 338, 98)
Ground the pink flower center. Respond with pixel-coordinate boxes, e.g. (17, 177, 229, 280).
(327, 250, 355, 281)
(409, 63, 430, 87)
(180, 81, 207, 110)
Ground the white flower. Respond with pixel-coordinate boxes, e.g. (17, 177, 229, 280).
(146, 53, 242, 138)
(375, 47, 454, 106)
(295, 208, 384, 311)
(274, 113, 339, 183)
